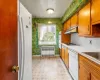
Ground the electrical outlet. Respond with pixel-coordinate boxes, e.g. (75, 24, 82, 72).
(89, 40, 92, 44)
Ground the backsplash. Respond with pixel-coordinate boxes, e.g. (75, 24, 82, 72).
(71, 33, 100, 49)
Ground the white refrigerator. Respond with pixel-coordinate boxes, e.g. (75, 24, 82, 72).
(18, 2, 32, 80)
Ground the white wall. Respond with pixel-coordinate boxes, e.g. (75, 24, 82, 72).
(71, 33, 100, 49)
(19, 2, 32, 80)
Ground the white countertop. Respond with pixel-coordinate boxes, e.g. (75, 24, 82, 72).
(61, 43, 100, 65)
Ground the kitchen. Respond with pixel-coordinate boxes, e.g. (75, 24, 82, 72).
(60, 0, 100, 80)
(0, 0, 100, 80)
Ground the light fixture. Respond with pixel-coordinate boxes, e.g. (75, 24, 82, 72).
(46, 8, 54, 14)
(48, 21, 52, 24)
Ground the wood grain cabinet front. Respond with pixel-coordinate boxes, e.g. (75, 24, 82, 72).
(71, 13, 78, 27)
(61, 48, 65, 61)
(91, 73, 100, 80)
(67, 19, 71, 30)
(79, 64, 91, 80)
(79, 55, 100, 80)
(64, 48, 69, 68)
(91, 0, 100, 24)
(64, 21, 68, 31)
(63, 19, 71, 31)
(78, 3, 91, 36)
(61, 30, 70, 43)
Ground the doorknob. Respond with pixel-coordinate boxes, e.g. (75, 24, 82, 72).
(12, 65, 19, 73)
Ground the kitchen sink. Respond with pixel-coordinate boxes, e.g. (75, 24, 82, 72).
(83, 52, 100, 60)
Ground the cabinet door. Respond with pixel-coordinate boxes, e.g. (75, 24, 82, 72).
(64, 21, 67, 31)
(91, 73, 100, 80)
(91, 0, 100, 24)
(79, 64, 91, 80)
(71, 14, 78, 27)
(61, 30, 70, 43)
(64, 48, 69, 68)
(67, 19, 71, 30)
(78, 3, 91, 35)
(62, 48, 65, 61)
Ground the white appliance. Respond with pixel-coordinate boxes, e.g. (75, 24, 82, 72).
(68, 49, 78, 80)
(65, 26, 78, 34)
(18, 2, 32, 80)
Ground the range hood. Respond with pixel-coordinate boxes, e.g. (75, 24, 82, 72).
(64, 26, 78, 34)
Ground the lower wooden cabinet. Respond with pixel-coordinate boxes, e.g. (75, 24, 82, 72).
(64, 48, 69, 68)
(79, 55, 100, 80)
(79, 63, 91, 80)
(61, 45, 69, 68)
(91, 73, 100, 80)
(62, 48, 65, 61)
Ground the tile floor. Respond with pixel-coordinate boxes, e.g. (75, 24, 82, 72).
(32, 56, 73, 80)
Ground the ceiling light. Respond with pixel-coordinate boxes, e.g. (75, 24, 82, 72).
(46, 8, 54, 14)
(48, 21, 52, 24)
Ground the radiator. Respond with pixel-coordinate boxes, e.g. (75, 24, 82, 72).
(41, 46, 55, 56)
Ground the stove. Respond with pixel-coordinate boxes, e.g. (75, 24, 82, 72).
(64, 43, 78, 46)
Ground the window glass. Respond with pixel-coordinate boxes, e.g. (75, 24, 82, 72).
(38, 24, 56, 45)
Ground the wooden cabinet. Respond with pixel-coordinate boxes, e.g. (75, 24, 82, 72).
(63, 0, 100, 37)
(91, 73, 100, 80)
(67, 19, 71, 30)
(61, 48, 65, 61)
(60, 45, 69, 68)
(79, 64, 90, 80)
(71, 14, 78, 27)
(78, 3, 91, 35)
(61, 30, 70, 43)
(91, 0, 100, 24)
(64, 48, 69, 68)
(63, 21, 67, 30)
(79, 55, 100, 80)
(63, 19, 71, 31)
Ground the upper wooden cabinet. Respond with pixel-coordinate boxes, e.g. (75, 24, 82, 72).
(61, 30, 70, 43)
(78, 3, 91, 36)
(91, 0, 100, 24)
(63, 0, 100, 37)
(63, 19, 71, 31)
(67, 19, 71, 30)
(63, 21, 67, 30)
(71, 14, 78, 27)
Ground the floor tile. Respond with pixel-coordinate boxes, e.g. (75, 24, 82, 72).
(32, 56, 72, 80)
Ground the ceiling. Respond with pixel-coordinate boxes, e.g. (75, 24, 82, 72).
(20, 0, 73, 18)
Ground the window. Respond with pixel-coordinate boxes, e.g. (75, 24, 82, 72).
(38, 24, 56, 45)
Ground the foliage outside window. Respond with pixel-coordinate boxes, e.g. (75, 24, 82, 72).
(38, 24, 56, 45)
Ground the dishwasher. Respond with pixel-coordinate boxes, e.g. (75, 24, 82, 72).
(68, 49, 78, 80)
